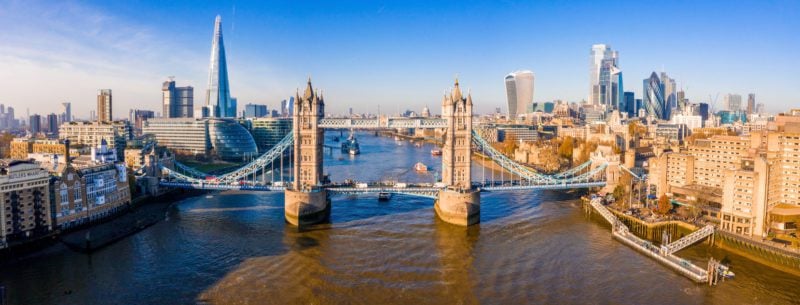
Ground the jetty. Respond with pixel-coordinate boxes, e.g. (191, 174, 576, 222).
(588, 198, 724, 284)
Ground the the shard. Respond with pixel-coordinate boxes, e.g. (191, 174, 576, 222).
(205, 15, 234, 118)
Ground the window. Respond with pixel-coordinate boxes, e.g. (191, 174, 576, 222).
(60, 183, 69, 206)
(74, 182, 82, 201)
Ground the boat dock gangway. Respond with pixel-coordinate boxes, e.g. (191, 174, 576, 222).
(588, 198, 714, 283)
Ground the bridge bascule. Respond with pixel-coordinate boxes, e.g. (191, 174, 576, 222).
(159, 78, 616, 227)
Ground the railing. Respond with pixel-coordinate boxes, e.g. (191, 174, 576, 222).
(317, 117, 448, 129)
(662, 225, 715, 255)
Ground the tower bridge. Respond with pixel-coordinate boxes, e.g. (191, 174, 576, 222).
(158, 78, 615, 227)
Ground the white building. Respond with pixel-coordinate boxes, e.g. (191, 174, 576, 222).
(670, 114, 703, 131)
(504, 71, 535, 119)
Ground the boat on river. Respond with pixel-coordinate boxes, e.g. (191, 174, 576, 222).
(414, 162, 428, 172)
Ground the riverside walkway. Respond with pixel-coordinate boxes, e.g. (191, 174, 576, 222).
(588, 198, 711, 283)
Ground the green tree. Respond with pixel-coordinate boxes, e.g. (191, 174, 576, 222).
(657, 195, 672, 215)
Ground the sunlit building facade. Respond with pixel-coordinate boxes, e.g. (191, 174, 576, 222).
(504, 70, 534, 119)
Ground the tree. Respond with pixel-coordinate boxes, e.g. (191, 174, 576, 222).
(502, 134, 519, 155)
(656, 195, 672, 215)
(558, 136, 574, 161)
(613, 185, 625, 202)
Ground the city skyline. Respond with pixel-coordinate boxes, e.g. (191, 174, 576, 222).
(0, 1, 797, 117)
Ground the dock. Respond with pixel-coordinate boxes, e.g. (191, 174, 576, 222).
(588, 198, 722, 284)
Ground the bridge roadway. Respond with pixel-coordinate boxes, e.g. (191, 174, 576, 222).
(159, 179, 608, 197)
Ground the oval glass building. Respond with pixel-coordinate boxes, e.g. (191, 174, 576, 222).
(208, 119, 258, 161)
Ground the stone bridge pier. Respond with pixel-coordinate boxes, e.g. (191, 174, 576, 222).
(285, 78, 331, 226)
(284, 78, 480, 227)
(434, 79, 480, 226)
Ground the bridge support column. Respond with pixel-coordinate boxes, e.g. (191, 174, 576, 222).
(284, 189, 330, 226)
(435, 189, 480, 226)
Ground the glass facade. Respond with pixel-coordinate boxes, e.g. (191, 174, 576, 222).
(208, 119, 258, 161)
(244, 118, 292, 153)
(643, 72, 666, 119)
(505, 71, 534, 119)
(205, 16, 234, 118)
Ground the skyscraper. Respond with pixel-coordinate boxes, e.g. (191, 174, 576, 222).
(660, 72, 676, 119)
(747, 93, 756, 116)
(29, 114, 41, 134)
(699, 103, 710, 122)
(46, 113, 58, 135)
(97, 89, 112, 122)
(244, 104, 268, 118)
(504, 70, 534, 119)
(589, 44, 621, 110)
(205, 15, 233, 118)
(643, 72, 666, 119)
(724, 94, 742, 112)
(624, 92, 636, 118)
(162, 79, 194, 118)
(61, 102, 71, 123)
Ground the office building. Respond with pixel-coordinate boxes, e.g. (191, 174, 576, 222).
(661, 72, 676, 119)
(698, 103, 710, 122)
(0, 106, 18, 130)
(130, 109, 155, 136)
(61, 102, 71, 123)
(589, 44, 621, 110)
(246, 117, 292, 153)
(46, 113, 58, 135)
(624, 92, 636, 118)
(162, 79, 194, 118)
(747, 94, 756, 116)
(0, 160, 52, 248)
(204, 16, 234, 118)
(244, 104, 268, 118)
(143, 118, 257, 161)
(29, 114, 41, 134)
(504, 71, 535, 119)
(143, 118, 209, 158)
(643, 72, 666, 120)
(724, 94, 742, 112)
(97, 89, 113, 122)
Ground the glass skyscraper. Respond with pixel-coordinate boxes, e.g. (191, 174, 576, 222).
(162, 79, 194, 118)
(624, 91, 636, 117)
(643, 72, 666, 120)
(205, 15, 234, 118)
(589, 44, 622, 111)
(504, 70, 534, 119)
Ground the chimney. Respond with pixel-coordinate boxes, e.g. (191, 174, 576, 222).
(64, 139, 71, 166)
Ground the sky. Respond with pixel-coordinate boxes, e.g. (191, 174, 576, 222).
(0, 0, 798, 119)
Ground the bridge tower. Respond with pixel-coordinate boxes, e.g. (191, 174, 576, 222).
(284, 78, 330, 226)
(435, 79, 480, 226)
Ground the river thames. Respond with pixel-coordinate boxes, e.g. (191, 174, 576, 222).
(1, 132, 799, 304)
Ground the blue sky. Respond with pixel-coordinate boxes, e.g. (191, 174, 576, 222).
(0, 0, 797, 118)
